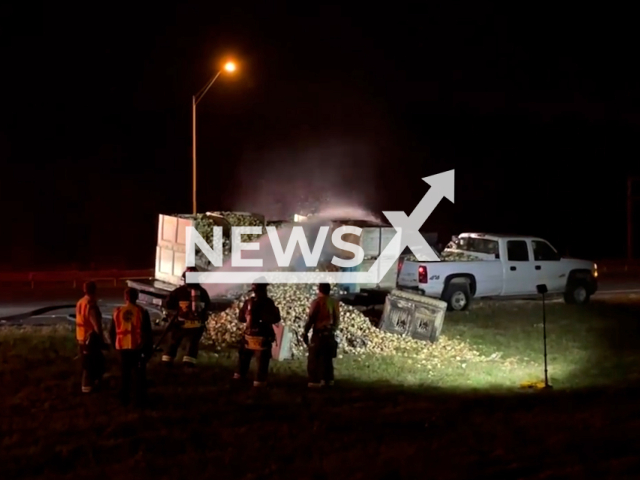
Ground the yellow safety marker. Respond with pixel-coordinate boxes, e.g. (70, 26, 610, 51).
(520, 380, 552, 390)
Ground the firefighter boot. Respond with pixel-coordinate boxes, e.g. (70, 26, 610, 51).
(81, 371, 93, 393)
(183, 356, 197, 373)
(161, 355, 174, 368)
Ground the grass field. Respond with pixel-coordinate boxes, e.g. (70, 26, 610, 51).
(2, 296, 640, 479)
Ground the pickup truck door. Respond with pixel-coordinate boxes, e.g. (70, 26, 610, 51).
(502, 239, 536, 295)
(531, 240, 565, 292)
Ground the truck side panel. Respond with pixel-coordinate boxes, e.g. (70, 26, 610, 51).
(156, 214, 192, 286)
(471, 261, 504, 296)
(401, 260, 504, 299)
(397, 261, 420, 289)
(428, 260, 504, 297)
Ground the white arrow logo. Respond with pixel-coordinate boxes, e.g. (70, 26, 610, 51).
(384, 169, 455, 262)
(360, 169, 455, 284)
(188, 170, 454, 285)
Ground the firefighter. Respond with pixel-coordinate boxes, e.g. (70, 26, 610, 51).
(161, 267, 211, 369)
(233, 279, 281, 387)
(109, 287, 153, 406)
(76, 281, 106, 393)
(303, 283, 340, 388)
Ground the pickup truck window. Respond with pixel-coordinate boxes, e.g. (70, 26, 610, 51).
(455, 237, 500, 257)
(532, 240, 560, 261)
(507, 240, 529, 261)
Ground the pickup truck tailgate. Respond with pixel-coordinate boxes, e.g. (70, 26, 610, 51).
(397, 260, 420, 288)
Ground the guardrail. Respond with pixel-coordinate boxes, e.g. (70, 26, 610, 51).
(0, 269, 154, 289)
(0, 260, 636, 290)
(597, 260, 640, 274)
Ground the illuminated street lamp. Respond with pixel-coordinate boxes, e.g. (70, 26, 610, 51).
(192, 60, 237, 214)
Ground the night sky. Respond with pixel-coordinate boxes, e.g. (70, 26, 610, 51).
(2, 3, 640, 269)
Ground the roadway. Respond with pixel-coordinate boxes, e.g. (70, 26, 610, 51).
(0, 273, 639, 327)
(0, 287, 154, 327)
(592, 273, 640, 295)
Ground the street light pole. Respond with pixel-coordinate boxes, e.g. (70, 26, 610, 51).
(192, 94, 197, 215)
(192, 70, 222, 214)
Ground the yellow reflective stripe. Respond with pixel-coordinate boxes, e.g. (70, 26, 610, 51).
(183, 356, 197, 364)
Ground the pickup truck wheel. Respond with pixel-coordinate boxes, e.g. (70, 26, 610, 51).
(443, 283, 471, 311)
(564, 281, 590, 305)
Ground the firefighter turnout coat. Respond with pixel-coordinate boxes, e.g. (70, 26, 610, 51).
(164, 284, 211, 328)
(238, 294, 281, 350)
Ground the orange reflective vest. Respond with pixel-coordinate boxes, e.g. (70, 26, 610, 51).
(76, 296, 100, 342)
(112, 304, 143, 350)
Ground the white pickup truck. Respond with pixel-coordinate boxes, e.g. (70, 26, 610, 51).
(397, 233, 598, 311)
